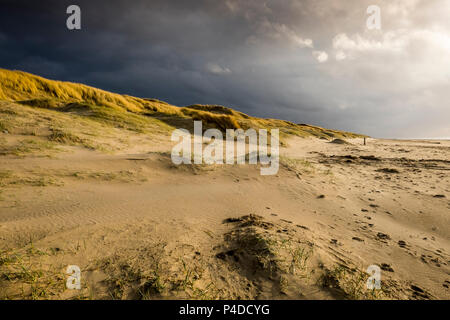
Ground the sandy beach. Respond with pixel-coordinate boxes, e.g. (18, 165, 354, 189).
(1, 95, 448, 299)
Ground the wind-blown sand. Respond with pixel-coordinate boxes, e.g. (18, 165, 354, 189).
(1, 125, 449, 299)
(0, 70, 448, 299)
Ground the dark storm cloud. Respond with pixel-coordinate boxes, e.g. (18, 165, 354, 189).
(0, 0, 448, 138)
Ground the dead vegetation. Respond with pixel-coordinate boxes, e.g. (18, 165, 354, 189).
(318, 265, 387, 300)
(48, 128, 88, 145)
(69, 170, 146, 183)
(0, 138, 59, 157)
(280, 156, 315, 176)
(219, 215, 314, 286)
(217, 215, 391, 300)
(0, 245, 66, 300)
(93, 242, 225, 300)
(0, 171, 62, 187)
(0, 168, 146, 192)
(0, 214, 431, 300)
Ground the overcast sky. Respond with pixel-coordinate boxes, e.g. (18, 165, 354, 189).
(1, 0, 449, 138)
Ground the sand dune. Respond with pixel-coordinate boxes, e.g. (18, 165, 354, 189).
(0, 72, 449, 300)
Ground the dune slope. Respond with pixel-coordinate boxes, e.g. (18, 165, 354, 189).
(0, 70, 449, 300)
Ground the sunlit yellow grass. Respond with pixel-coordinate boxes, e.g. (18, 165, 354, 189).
(0, 68, 178, 114)
(0, 68, 365, 139)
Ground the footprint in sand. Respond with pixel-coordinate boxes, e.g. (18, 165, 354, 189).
(377, 232, 391, 241)
(380, 263, 394, 272)
(410, 285, 432, 299)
